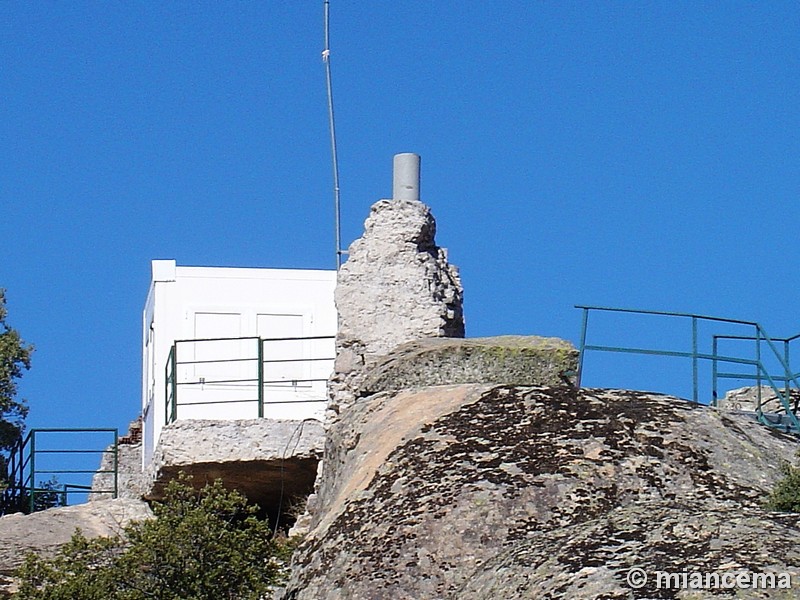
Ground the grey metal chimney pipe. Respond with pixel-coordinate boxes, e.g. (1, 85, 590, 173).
(392, 153, 420, 201)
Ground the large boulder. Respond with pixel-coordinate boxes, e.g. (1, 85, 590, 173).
(0, 498, 152, 596)
(284, 385, 800, 599)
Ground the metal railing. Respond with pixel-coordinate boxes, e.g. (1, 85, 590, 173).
(165, 335, 335, 424)
(712, 332, 800, 408)
(576, 305, 800, 433)
(1, 428, 118, 515)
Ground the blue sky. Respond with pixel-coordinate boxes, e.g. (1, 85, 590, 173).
(3, 1, 800, 434)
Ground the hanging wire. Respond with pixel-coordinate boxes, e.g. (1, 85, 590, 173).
(271, 418, 309, 536)
(323, 0, 343, 269)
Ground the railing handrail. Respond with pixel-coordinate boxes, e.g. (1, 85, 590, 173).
(576, 305, 800, 433)
(575, 305, 760, 327)
(714, 333, 800, 343)
(172, 334, 335, 345)
(165, 334, 336, 424)
(2, 428, 118, 516)
(173, 335, 261, 344)
(18, 427, 118, 434)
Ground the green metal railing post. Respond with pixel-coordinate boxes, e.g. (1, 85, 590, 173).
(711, 335, 718, 406)
(691, 317, 698, 403)
(17, 436, 24, 496)
(257, 339, 264, 418)
(28, 432, 36, 514)
(113, 430, 119, 499)
(170, 345, 178, 423)
(577, 308, 589, 388)
(756, 327, 762, 413)
(165, 346, 172, 425)
(785, 340, 792, 400)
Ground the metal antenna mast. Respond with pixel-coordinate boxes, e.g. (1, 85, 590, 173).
(323, 0, 343, 269)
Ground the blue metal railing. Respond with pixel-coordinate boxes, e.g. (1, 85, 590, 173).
(1, 428, 118, 515)
(576, 305, 800, 433)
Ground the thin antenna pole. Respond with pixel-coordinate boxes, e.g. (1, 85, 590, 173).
(323, 0, 343, 269)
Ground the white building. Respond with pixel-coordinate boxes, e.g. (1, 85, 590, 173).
(141, 260, 336, 465)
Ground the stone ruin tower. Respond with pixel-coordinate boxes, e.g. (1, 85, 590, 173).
(329, 153, 465, 414)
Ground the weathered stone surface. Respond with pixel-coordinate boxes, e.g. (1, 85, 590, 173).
(718, 385, 800, 414)
(330, 198, 464, 414)
(458, 502, 800, 599)
(336, 198, 464, 360)
(146, 419, 324, 524)
(0, 498, 152, 595)
(359, 335, 578, 395)
(284, 385, 800, 599)
(90, 441, 148, 501)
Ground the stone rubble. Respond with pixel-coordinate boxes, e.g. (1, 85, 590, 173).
(718, 385, 800, 414)
(90, 441, 148, 502)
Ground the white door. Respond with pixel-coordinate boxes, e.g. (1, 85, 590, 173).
(257, 313, 306, 387)
(178, 312, 254, 419)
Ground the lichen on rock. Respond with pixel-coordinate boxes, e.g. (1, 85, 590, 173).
(283, 385, 800, 599)
(359, 335, 579, 395)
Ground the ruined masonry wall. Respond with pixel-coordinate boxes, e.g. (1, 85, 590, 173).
(330, 198, 464, 414)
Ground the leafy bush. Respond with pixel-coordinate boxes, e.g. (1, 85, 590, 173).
(21, 477, 67, 514)
(14, 475, 293, 599)
(765, 462, 800, 513)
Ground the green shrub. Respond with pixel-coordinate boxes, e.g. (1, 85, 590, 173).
(14, 475, 293, 599)
(765, 462, 800, 513)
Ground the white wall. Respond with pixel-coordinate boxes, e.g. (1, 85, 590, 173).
(142, 260, 336, 466)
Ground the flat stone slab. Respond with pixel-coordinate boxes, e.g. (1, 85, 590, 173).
(359, 335, 578, 396)
(145, 419, 325, 523)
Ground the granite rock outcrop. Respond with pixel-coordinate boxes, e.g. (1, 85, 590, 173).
(0, 498, 152, 596)
(283, 384, 800, 599)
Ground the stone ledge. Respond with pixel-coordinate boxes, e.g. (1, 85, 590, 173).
(144, 419, 325, 523)
(359, 335, 578, 396)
